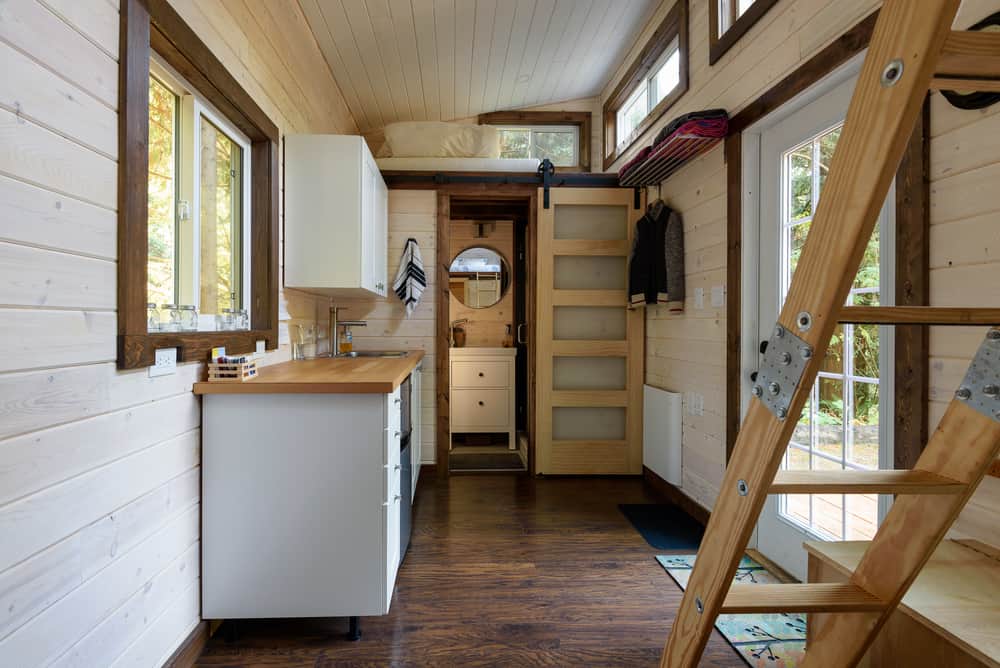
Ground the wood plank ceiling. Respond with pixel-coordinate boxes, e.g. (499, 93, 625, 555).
(299, 0, 656, 133)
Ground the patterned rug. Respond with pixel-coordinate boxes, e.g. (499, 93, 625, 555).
(656, 554, 807, 667)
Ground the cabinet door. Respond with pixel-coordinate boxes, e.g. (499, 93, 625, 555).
(373, 175, 388, 296)
(360, 156, 377, 294)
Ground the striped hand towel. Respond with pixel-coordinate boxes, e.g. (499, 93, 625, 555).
(393, 238, 427, 317)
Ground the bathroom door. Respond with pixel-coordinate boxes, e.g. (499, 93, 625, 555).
(535, 188, 645, 474)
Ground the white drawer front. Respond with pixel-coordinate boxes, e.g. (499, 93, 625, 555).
(451, 389, 509, 429)
(452, 361, 509, 389)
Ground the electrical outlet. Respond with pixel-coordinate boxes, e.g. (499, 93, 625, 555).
(149, 347, 177, 377)
(256, 340, 266, 357)
(711, 285, 725, 308)
(694, 287, 705, 309)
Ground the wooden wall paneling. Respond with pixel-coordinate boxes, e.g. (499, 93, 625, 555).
(0, 242, 116, 310)
(436, 192, 451, 476)
(39, 0, 121, 59)
(0, 468, 199, 642)
(708, 0, 780, 65)
(0, 39, 117, 158)
(0, 0, 119, 108)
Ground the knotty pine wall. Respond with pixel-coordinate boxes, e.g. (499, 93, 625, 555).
(0, 0, 356, 664)
(603, 0, 1000, 538)
(331, 190, 439, 464)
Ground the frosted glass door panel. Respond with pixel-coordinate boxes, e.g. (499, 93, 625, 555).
(553, 256, 627, 290)
(553, 357, 627, 390)
(553, 307, 626, 340)
(552, 407, 626, 440)
(554, 205, 627, 240)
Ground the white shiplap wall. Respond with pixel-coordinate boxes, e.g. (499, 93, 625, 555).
(300, 0, 655, 131)
(335, 190, 438, 464)
(605, 0, 1000, 535)
(0, 0, 357, 664)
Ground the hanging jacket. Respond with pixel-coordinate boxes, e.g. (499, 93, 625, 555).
(628, 200, 685, 311)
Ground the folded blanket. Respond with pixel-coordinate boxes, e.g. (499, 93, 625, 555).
(393, 238, 426, 317)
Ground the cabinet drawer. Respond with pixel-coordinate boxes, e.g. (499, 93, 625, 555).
(452, 361, 509, 389)
(451, 389, 509, 429)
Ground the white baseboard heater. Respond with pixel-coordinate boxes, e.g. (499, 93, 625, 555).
(643, 385, 683, 486)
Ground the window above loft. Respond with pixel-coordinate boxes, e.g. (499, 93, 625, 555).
(710, 0, 779, 65)
(497, 125, 579, 167)
(603, 1, 689, 171)
(479, 111, 592, 171)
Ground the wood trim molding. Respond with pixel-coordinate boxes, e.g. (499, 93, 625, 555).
(117, 0, 280, 369)
(709, 0, 780, 66)
(724, 10, 929, 470)
(161, 621, 209, 668)
(436, 193, 451, 478)
(602, 0, 689, 171)
(478, 110, 592, 172)
(643, 466, 711, 526)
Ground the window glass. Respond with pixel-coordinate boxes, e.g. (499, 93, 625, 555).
(498, 126, 578, 166)
(650, 45, 680, 107)
(617, 84, 648, 144)
(147, 61, 249, 332)
(199, 117, 243, 315)
(147, 77, 178, 308)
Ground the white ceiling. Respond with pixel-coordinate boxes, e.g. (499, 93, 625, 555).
(299, 0, 656, 133)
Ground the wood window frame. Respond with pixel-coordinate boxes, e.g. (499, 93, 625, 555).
(709, 0, 780, 66)
(118, 0, 280, 369)
(602, 0, 689, 171)
(724, 11, 929, 470)
(478, 111, 592, 172)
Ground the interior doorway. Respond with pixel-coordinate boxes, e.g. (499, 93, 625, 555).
(438, 195, 535, 474)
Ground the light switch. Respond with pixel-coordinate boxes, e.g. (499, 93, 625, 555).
(694, 287, 705, 309)
(711, 285, 725, 308)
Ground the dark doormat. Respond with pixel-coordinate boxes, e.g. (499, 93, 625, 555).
(619, 504, 704, 550)
(449, 452, 525, 471)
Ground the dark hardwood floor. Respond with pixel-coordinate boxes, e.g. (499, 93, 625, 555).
(195, 474, 744, 667)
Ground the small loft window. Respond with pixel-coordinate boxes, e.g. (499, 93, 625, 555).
(497, 125, 579, 167)
(602, 0, 688, 171)
(615, 40, 680, 143)
(148, 57, 251, 330)
(710, 0, 779, 65)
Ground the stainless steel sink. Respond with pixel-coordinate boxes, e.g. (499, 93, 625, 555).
(337, 351, 409, 358)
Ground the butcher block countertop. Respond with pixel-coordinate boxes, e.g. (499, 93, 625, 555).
(193, 352, 424, 395)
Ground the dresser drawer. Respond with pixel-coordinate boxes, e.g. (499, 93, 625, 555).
(452, 361, 509, 389)
(451, 389, 510, 429)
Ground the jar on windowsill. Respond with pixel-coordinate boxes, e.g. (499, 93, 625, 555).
(216, 308, 235, 331)
(162, 304, 181, 332)
(179, 305, 198, 331)
(147, 303, 160, 332)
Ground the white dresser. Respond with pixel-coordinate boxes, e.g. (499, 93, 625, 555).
(449, 347, 517, 449)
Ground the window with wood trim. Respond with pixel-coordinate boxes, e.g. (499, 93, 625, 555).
(710, 0, 779, 65)
(603, 0, 688, 171)
(118, 0, 279, 369)
(478, 111, 592, 172)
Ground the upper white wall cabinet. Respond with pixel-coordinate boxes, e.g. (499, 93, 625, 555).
(285, 135, 388, 297)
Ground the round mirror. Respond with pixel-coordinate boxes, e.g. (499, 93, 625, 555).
(448, 247, 510, 309)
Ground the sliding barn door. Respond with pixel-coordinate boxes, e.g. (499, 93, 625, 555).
(536, 188, 644, 474)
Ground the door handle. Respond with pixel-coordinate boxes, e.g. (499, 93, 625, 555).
(517, 323, 527, 344)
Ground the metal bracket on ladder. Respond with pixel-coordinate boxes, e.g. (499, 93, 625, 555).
(752, 321, 814, 420)
(955, 329, 1000, 422)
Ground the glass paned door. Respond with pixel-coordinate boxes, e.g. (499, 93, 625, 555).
(749, 64, 894, 580)
(779, 125, 884, 542)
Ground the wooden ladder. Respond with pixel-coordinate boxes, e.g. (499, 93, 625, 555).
(661, 1, 1000, 666)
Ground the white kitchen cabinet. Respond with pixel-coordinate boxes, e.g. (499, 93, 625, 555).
(201, 386, 402, 619)
(284, 134, 388, 297)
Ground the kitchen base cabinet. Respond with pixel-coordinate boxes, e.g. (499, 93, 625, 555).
(202, 388, 402, 620)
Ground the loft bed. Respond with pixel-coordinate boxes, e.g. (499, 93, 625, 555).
(379, 158, 625, 209)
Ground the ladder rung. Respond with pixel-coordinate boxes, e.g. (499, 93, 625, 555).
(770, 470, 965, 495)
(931, 76, 1000, 92)
(838, 306, 1000, 325)
(936, 31, 1000, 80)
(720, 583, 885, 614)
